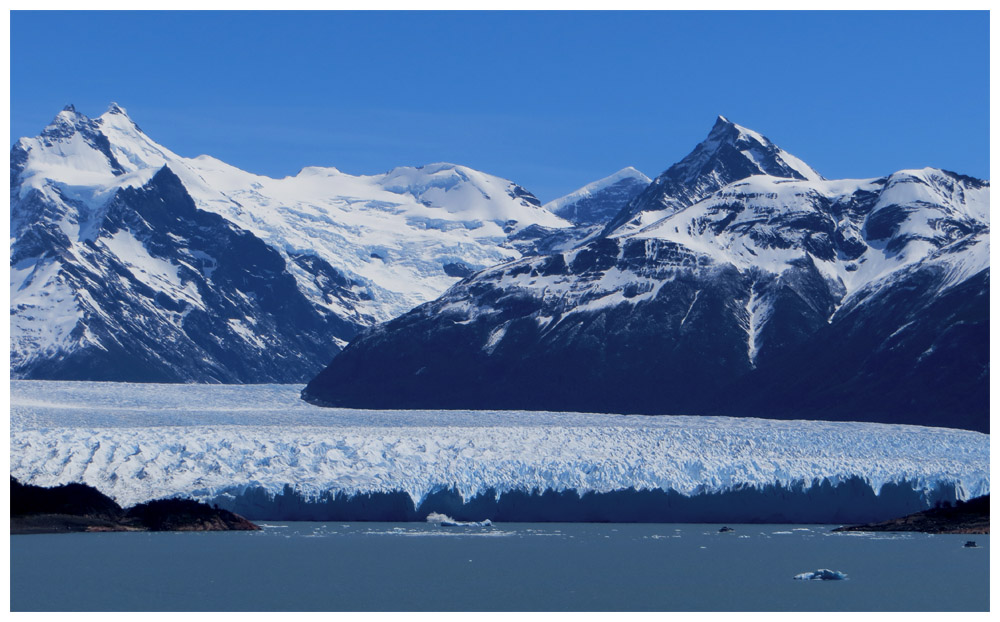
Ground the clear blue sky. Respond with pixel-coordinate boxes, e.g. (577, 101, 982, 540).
(10, 11, 989, 202)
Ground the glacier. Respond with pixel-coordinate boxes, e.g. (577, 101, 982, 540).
(10, 381, 988, 523)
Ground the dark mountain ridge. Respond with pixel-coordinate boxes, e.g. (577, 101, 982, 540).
(303, 118, 989, 432)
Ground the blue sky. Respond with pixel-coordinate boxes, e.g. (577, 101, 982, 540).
(10, 11, 989, 202)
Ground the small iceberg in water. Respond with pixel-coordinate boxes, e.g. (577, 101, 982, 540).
(794, 569, 848, 581)
(426, 512, 493, 527)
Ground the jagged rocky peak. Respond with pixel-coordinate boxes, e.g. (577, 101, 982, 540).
(39, 104, 95, 138)
(605, 115, 823, 233)
(14, 103, 130, 185)
(43, 102, 140, 138)
(105, 101, 127, 115)
(98, 101, 149, 134)
(686, 115, 823, 182)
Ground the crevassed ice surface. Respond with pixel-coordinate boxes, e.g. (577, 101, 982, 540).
(10, 381, 989, 508)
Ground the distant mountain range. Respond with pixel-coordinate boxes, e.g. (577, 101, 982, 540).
(10, 103, 601, 382)
(303, 116, 990, 432)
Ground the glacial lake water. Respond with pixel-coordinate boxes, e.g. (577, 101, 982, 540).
(10, 522, 989, 611)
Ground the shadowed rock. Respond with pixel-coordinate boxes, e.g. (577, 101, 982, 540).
(10, 477, 259, 534)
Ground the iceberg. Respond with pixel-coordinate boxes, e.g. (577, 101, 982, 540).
(794, 569, 848, 581)
(426, 513, 493, 527)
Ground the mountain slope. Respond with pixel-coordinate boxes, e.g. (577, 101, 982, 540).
(11, 104, 573, 382)
(544, 167, 651, 226)
(303, 118, 990, 432)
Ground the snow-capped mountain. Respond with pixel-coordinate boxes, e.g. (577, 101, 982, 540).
(303, 117, 990, 432)
(603, 115, 823, 234)
(544, 167, 651, 226)
(11, 103, 571, 382)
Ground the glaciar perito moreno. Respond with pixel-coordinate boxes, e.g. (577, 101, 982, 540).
(10, 382, 988, 524)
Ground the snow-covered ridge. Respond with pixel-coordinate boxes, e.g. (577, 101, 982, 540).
(629, 169, 989, 297)
(10, 381, 989, 511)
(13, 103, 572, 324)
(11, 104, 575, 381)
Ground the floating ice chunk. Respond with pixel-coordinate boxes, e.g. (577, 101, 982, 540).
(794, 569, 848, 581)
(426, 512, 493, 527)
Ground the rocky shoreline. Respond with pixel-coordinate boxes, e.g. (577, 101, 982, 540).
(11, 477, 259, 534)
(834, 495, 989, 534)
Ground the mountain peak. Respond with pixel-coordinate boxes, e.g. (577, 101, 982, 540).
(613, 166, 650, 181)
(41, 105, 92, 139)
(97, 102, 148, 136)
(52, 105, 85, 122)
(602, 116, 823, 234)
(670, 116, 824, 187)
(99, 102, 141, 130)
(705, 115, 772, 151)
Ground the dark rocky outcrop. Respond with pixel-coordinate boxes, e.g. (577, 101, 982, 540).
(833, 494, 989, 534)
(10, 477, 259, 534)
(124, 498, 260, 532)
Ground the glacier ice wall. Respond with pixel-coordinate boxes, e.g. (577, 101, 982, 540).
(10, 381, 989, 522)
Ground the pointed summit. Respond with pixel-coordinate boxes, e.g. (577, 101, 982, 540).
(41, 104, 93, 141)
(603, 116, 823, 234)
(99, 102, 142, 132)
(25, 103, 168, 178)
(51, 104, 85, 123)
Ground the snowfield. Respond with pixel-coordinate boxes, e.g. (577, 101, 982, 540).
(10, 381, 989, 514)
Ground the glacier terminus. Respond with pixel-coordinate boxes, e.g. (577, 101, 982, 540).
(10, 381, 988, 523)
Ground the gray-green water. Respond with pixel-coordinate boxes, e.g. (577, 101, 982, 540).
(10, 522, 989, 611)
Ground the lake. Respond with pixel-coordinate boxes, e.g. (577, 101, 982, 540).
(10, 522, 989, 611)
